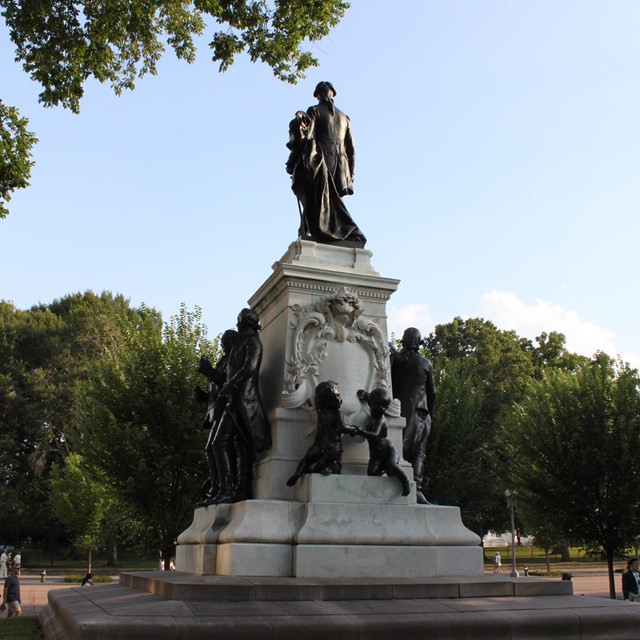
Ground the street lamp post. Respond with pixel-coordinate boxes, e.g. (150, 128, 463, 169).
(504, 489, 519, 578)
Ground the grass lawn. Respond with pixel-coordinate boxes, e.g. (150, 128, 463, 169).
(0, 616, 43, 640)
(16, 547, 157, 575)
(483, 545, 603, 563)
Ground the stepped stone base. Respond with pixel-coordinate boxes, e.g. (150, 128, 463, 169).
(40, 572, 640, 640)
(176, 474, 484, 577)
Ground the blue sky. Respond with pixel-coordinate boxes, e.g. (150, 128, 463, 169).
(2, 1, 639, 367)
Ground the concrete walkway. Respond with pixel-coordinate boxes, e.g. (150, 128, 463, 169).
(16, 575, 118, 616)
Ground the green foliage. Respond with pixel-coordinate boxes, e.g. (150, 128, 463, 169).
(206, 0, 349, 83)
(0, 1, 349, 217)
(0, 301, 70, 545)
(73, 304, 215, 559)
(423, 317, 592, 538)
(0, 292, 155, 547)
(1, 0, 204, 112)
(425, 358, 494, 532)
(1, 0, 349, 112)
(426, 317, 535, 422)
(0, 292, 216, 559)
(532, 331, 588, 376)
(49, 453, 116, 559)
(0, 99, 37, 218)
(504, 355, 640, 595)
(424, 318, 537, 536)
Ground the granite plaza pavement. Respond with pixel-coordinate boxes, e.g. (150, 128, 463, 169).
(25, 569, 640, 639)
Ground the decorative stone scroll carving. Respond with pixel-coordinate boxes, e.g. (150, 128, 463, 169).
(282, 288, 396, 420)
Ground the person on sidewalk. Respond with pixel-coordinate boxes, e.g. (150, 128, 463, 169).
(2, 566, 21, 617)
(81, 572, 94, 586)
(622, 558, 640, 601)
(493, 552, 503, 574)
(0, 549, 7, 578)
(12, 551, 21, 576)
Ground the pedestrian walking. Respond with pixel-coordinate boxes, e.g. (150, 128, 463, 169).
(12, 550, 21, 576)
(494, 552, 502, 573)
(1, 566, 21, 617)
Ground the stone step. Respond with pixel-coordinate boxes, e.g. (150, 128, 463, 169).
(121, 571, 572, 601)
(39, 577, 640, 640)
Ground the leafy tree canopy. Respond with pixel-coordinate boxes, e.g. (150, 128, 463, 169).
(423, 317, 587, 539)
(504, 354, 640, 597)
(0, 291, 155, 547)
(422, 318, 536, 538)
(425, 317, 536, 424)
(72, 303, 216, 562)
(0, 99, 37, 218)
(0, 0, 349, 216)
(2, 0, 350, 112)
(532, 331, 588, 375)
(49, 453, 116, 571)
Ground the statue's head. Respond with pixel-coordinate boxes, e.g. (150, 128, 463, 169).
(315, 380, 342, 411)
(367, 388, 391, 415)
(313, 81, 336, 102)
(221, 329, 238, 353)
(237, 308, 260, 331)
(401, 327, 422, 351)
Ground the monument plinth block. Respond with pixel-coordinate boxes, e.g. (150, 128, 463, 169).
(176, 475, 482, 577)
(294, 544, 484, 578)
(250, 240, 402, 501)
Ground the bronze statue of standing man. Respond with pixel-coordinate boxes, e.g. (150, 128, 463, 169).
(207, 309, 271, 504)
(391, 328, 436, 505)
(286, 81, 366, 246)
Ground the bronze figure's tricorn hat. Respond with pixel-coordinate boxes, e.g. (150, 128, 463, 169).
(237, 308, 261, 331)
(313, 81, 337, 98)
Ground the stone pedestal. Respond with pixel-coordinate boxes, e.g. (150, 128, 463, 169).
(249, 239, 403, 500)
(177, 474, 482, 577)
(176, 239, 483, 577)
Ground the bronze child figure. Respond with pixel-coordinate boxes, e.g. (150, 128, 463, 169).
(287, 381, 356, 486)
(355, 388, 411, 496)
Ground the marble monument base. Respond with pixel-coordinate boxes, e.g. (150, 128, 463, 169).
(44, 571, 640, 640)
(176, 473, 483, 577)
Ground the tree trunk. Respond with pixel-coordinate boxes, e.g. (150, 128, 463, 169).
(106, 531, 118, 566)
(606, 549, 616, 599)
(545, 548, 550, 572)
(87, 548, 92, 575)
(559, 544, 571, 562)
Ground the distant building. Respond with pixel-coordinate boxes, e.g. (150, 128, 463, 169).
(483, 532, 534, 547)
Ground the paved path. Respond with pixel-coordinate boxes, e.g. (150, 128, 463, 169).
(16, 575, 118, 616)
(8, 571, 634, 617)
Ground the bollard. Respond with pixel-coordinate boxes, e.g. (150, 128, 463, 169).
(41, 570, 46, 583)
